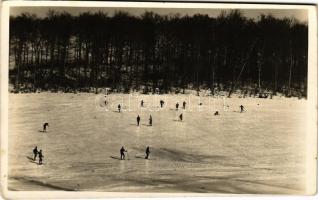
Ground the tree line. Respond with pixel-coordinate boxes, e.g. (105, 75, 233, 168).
(9, 10, 308, 97)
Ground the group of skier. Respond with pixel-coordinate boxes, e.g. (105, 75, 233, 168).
(116, 100, 246, 126)
(34, 98, 246, 165)
(120, 146, 151, 160)
(32, 146, 44, 165)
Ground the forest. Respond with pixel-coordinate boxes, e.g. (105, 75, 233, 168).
(9, 10, 308, 97)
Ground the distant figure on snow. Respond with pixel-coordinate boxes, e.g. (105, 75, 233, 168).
(179, 113, 183, 121)
(33, 146, 38, 161)
(38, 150, 43, 165)
(240, 105, 245, 113)
(118, 104, 121, 113)
(183, 101, 186, 109)
(145, 146, 150, 159)
(104, 96, 108, 106)
(137, 115, 141, 126)
(214, 111, 219, 116)
(160, 100, 165, 108)
(149, 115, 152, 126)
(176, 102, 179, 110)
(141, 100, 144, 107)
(43, 123, 49, 132)
(120, 146, 127, 160)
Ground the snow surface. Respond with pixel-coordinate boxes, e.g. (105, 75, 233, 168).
(8, 93, 307, 193)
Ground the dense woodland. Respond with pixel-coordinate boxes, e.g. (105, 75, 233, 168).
(9, 10, 308, 97)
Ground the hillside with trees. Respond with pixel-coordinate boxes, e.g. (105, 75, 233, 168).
(9, 10, 308, 97)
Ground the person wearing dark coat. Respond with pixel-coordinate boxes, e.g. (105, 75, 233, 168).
(179, 113, 183, 121)
(145, 146, 150, 159)
(33, 146, 38, 161)
(120, 146, 127, 160)
(149, 115, 152, 126)
(240, 105, 245, 113)
(137, 115, 141, 126)
(43, 123, 49, 132)
(38, 150, 44, 165)
(160, 100, 165, 108)
(182, 101, 186, 109)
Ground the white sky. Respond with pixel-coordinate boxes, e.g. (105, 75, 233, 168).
(10, 7, 308, 22)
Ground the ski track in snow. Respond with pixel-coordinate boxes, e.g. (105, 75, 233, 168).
(8, 93, 307, 193)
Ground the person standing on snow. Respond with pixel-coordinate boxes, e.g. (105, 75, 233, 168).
(104, 96, 108, 106)
(182, 101, 186, 109)
(33, 146, 38, 161)
(149, 115, 152, 126)
(38, 150, 44, 165)
(145, 146, 151, 159)
(120, 146, 127, 160)
(240, 105, 245, 113)
(179, 113, 183, 121)
(160, 100, 165, 108)
(137, 115, 141, 126)
(43, 123, 49, 132)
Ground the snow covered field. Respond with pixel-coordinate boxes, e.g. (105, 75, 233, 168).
(8, 92, 307, 193)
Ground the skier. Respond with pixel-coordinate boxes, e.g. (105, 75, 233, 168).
(182, 101, 186, 109)
(104, 95, 108, 106)
(179, 113, 183, 121)
(214, 111, 219, 115)
(160, 100, 165, 108)
(33, 146, 38, 161)
(149, 115, 152, 126)
(145, 146, 150, 159)
(118, 104, 121, 113)
(141, 100, 144, 107)
(38, 150, 43, 165)
(176, 102, 179, 110)
(43, 123, 49, 132)
(240, 105, 245, 113)
(137, 115, 141, 126)
(120, 146, 127, 160)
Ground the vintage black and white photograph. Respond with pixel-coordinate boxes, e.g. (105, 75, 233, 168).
(1, 1, 317, 197)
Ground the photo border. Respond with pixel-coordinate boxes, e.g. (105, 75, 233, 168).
(1, 1, 317, 199)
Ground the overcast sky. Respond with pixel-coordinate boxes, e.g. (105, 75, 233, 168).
(10, 7, 307, 22)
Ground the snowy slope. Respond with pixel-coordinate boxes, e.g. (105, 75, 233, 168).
(8, 93, 307, 193)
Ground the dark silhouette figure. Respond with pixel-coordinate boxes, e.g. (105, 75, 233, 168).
(240, 105, 245, 113)
(176, 103, 179, 110)
(141, 100, 144, 107)
(43, 123, 49, 132)
(145, 146, 150, 159)
(104, 96, 107, 105)
(179, 113, 183, 121)
(118, 104, 121, 112)
(214, 111, 219, 115)
(137, 115, 141, 126)
(183, 101, 186, 109)
(149, 115, 152, 126)
(33, 146, 38, 161)
(160, 100, 164, 108)
(120, 146, 127, 160)
(38, 150, 43, 165)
